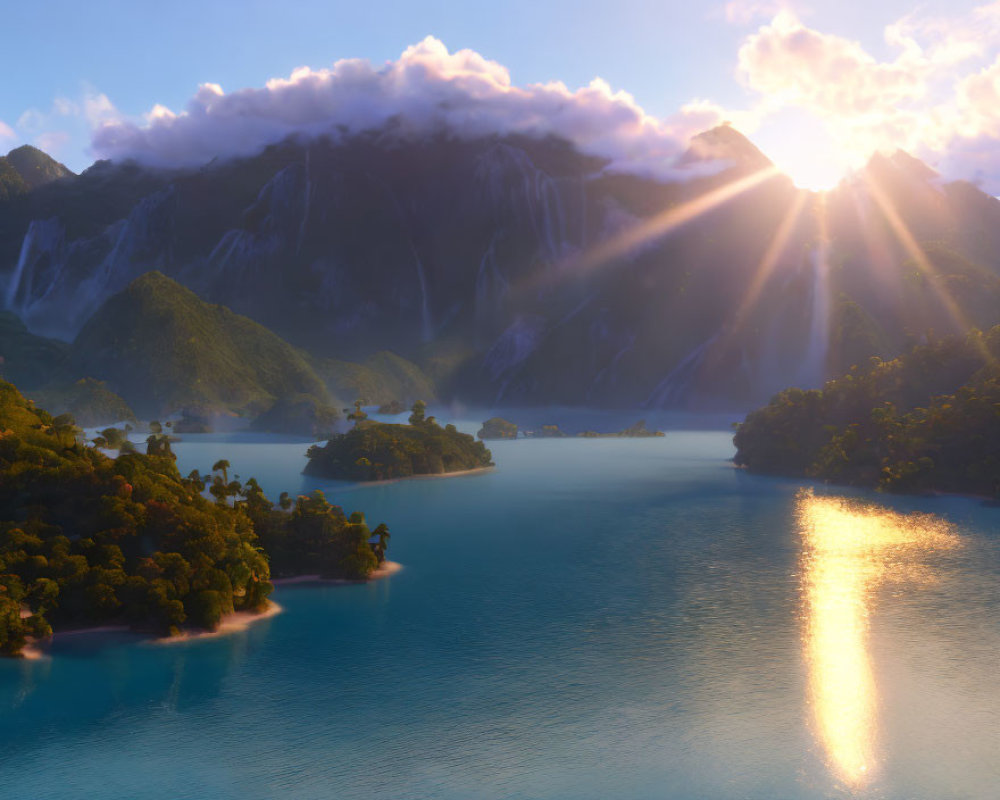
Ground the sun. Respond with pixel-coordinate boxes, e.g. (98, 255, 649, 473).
(753, 109, 856, 192)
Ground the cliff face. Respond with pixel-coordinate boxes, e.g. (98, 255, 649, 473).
(3, 129, 1000, 409)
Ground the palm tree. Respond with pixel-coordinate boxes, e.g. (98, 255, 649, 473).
(370, 523, 391, 564)
(212, 459, 230, 484)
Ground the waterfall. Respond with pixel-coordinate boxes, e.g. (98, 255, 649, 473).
(5, 225, 37, 310)
(800, 242, 831, 388)
(5, 218, 63, 314)
(645, 332, 722, 408)
(408, 243, 433, 343)
(297, 147, 311, 255)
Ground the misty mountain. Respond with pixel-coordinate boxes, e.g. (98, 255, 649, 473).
(3, 127, 1000, 409)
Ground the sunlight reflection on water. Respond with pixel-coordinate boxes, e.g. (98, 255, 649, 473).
(797, 489, 959, 788)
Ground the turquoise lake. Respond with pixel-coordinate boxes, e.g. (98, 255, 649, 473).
(2, 412, 998, 799)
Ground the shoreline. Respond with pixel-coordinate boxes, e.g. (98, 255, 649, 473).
(272, 560, 403, 586)
(14, 560, 403, 659)
(323, 466, 494, 489)
(152, 601, 284, 646)
(17, 604, 284, 659)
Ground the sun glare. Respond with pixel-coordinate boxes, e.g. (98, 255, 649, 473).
(797, 490, 959, 788)
(755, 110, 855, 192)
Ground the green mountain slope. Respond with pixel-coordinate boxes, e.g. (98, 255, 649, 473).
(4, 145, 74, 190)
(0, 311, 70, 389)
(734, 327, 1000, 495)
(313, 350, 437, 408)
(71, 271, 333, 418)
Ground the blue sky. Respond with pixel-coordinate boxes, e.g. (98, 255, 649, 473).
(2, 0, 997, 189)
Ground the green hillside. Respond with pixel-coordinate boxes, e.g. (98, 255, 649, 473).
(734, 327, 1000, 495)
(0, 311, 70, 389)
(4, 145, 74, 190)
(313, 350, 437, 408)
(71, 271, 335, 419)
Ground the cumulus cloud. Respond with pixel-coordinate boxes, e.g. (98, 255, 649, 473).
(17, 88, 119, 158)
(723, 0, 794, 26)
(0, 120, 15, 142)
(91, 37, 727, 178)
(730, 3, 1000, 190)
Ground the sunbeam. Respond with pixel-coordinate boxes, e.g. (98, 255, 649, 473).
(523, 164, 784, 296)
(862, 173, 978, 343)
(731, 189, 809, 333)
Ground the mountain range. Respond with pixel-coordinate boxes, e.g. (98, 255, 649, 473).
(2, 127, 999, 411)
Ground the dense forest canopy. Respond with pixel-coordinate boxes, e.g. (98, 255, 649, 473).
(734, 327, 1000, 495)
(306, 401, 493, 481)
(0, 380, 389, 656)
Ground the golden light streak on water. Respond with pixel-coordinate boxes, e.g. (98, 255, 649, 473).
(796, 490, 959, 788)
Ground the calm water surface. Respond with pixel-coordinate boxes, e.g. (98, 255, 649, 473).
(1, 413, 998, 799)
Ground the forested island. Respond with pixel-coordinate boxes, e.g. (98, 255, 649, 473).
(477, 418, 665, 440)
(734, 327, 1000, 496)
(306, 401, 493, 481)
(0, 379, 390, 657)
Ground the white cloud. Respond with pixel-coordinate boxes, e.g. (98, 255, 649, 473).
(0, 120, 15, 142)
(723, 0, 794, 26)
(727, 4, 1000, 190)
(91, 37, 724, 179)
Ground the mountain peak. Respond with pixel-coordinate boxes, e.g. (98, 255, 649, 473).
(679, 125, 773, 171)
(863, 148, 939, 184)
(4, 145, 75, 190)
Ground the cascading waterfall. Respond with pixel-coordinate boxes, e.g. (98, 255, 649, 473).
(297, 147, 311, 255)
(411, 246, 433, 342)
(800, 241, 831, 388)
(5, 219, 62, 313)
(645, 332, 722, 408)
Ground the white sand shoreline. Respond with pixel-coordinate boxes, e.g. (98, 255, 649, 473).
(152, 601, 284, 646)
(330, 466, 494, 489)
(272, 560, 403, 586)
(15, 560, 402, 659)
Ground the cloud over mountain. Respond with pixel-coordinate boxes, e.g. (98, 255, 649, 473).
(91, 37, 722, 178)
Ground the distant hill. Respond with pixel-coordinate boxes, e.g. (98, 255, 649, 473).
(0, 311, 69, 388)
(313, 350, 438, 408)
(4, 145, 74, 190)
(71, 271, 335, 419)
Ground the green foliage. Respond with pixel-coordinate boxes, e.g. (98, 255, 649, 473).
(30, 377, 136, 427)
(0, 312, 70, 389)
(577, 420, 665, 438)
(312, 351, 437, 408)
(306, 403, 493, 481)
(249, 394, 339, 437)
(0, 379, 391, 656)
(734, 326, 1000, 495)
(3, 145, 74, 191)
(71, 271, 332, 420)
(245, 489, 379, 579)
(477, 417, 518, 440)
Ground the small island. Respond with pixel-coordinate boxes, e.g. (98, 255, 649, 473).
(734, 326, 1000, 496)
(305, 401, 494, 481)
(523, 424, 568, 438)
(577, 420, 665, 438)
(478, 417, 518, 440)
(377, 400, 407, 415)
(0, 379, 392, 658)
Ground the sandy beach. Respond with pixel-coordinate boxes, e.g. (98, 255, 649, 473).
(272, 560, 403, 586)
(333, 466, 495, 490)
(153, 601, 284, 645)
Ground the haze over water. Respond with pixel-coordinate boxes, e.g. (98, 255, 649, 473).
(1, 414, 997, 799)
